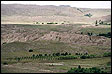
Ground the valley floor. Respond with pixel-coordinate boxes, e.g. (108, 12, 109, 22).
(1, 57, 111, 73)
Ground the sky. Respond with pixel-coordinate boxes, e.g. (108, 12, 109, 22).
(1, 1, 111, 9)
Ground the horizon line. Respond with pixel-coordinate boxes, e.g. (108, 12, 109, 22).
(1, 3, 111, 9)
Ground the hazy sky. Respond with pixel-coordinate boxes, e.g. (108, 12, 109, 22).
(1, 1, 111, 9)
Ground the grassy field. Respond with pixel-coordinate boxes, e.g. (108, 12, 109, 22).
(1, 57, 111, 73)
(1, 24, 111, 73)
(80, 27, 111, 35)
(11, 24, 73, 32)
(1, 40, 111, 58)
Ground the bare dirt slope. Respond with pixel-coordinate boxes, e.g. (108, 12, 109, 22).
(1, 24, 111, 46)
(1, 4, 111, 24)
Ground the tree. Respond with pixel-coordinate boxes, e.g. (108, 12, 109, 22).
(32, 54, 35, 59)
(81, 32, 83, 34)
(75, 53, 79, 55)
(95, 20, 98, 25)
(17, 57, 20, 62)
(52, 53, 56, 56)
(39, 54, 42, 56)
(84, 52, 88, 55)
(61, 53, 65, 56)
(44, 54, 47, 56)
(65, 52, 68, 56)
(48, 54, 51, 56)
(78, 65, 81, 69)
(55, 52, 60, 56)
(3, 62, 8, 65)
(29, 49, 33, 52)
(32, 54, 35, 57)
(80, 55, 87, 59)
(36, 22, 39, 24)
(69, 53, 71, 55)
(87, 33, 91, 36)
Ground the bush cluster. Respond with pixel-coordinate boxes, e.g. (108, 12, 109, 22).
(67, 66, 106, 73)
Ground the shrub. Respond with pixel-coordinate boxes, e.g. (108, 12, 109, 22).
(2, 42, 7, 45)
(65, 52, 68, 56)
(75, 53, 79, 55)
(81, 32, 83, 34)
(103, 52, 111, 57)
(47, 22, 54, 24)
(44, 54, 47, 56)
(87, 32, 93, 36)
(39, 54, 42, 56)
(36, 22, 39, 24)
(69, 53, 71, 55)
(80, 55, 87, 59)
(48, 54, 51, 56)
(67, 66, 106, 73)
(29, 49, 33, 52)
(32, 54, 35, 57)
(52, 53, 56, 56)
(3, 62, 8, 65)
(55, 53, 60, 56)
(80, 54, 96, 59)
(95, 20, 98, 24)
(84, 13, 92, 17)
(98, 32, 111, 38)
(58, 55, 77, 60)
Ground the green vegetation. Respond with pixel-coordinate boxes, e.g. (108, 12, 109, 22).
(1, 40, 110, 59)
(95, 20, 111, 25)
(1, 57, 111, 73)
(46, 22, 58, 24)
(13, 24, 73, 33)
(98, 32, 111, 38)
(35, 22, 59, 25)
(67, 66, 107, 73)
(80, 27, 111, 38)
(29, 49, 33, 52)
(2, 50, 110, 65)
(84, 13, 92, 17)
(77, 8, 83, 13)
(103, 52, 111, 57)
(1, 24, 111, 73)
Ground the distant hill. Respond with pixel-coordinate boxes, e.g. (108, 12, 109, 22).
(1, 4, 111, 24)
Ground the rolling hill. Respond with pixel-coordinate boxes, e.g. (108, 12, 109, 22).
(1, 4, 111, 24)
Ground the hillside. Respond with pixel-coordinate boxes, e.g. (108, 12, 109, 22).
(1, 4, 111, 24)
(1, 4, 111, 73)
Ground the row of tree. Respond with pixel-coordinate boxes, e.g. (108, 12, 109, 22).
(7, 52, 110, 62)
(31, 52, 71, 57)
(35, 22, 64, 24)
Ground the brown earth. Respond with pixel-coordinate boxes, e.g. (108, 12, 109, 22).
(1, 4, 111, 24)
(1, 24, 111, 46)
